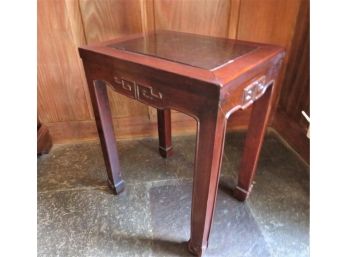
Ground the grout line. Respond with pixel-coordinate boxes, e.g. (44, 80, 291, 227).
(38, 178, 193, 194)
(246, 200, 275, 257)
(38, 185, 109, 194)
(38, 175, 236, 195)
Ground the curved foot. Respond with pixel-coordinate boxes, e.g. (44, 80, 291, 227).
(188, 240, 206, 257)
(107, 179, 125, 195)
(232, 185, 252, 202)
(159, 146, 173, 158)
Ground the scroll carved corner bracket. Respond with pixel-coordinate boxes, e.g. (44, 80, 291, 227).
(223, 77, 274, 119)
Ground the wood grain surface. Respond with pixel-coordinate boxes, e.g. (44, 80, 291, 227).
(277, 0, 309, 123)
(38, 0, 91, 123)
(79, 0, 143, 43)
(79, 0, 149, 119)
(272, 0, 309, 163)
(227, 0, 241, 38)
(154, 0, 231, 37)
(237, 0, 302, 116)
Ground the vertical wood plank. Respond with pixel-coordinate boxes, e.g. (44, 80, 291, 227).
(65, 0, 94, 119)
(38, 0, 91, 123)
(79, 0, 150, 119)
(237, 0, 302, 118)
(279, 0, 309, 124)
(154, 0, 231, 37)
(227, 0, 241, 39)
(65, 0, 87, 46)
(237, 0, 301, 47)
(79, 0, 144, 43)
(140, 0, 155, 33)
(272, 0, 309, 163)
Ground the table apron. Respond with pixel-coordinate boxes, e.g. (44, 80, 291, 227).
(219, 56, 283, 118)
(83, 59, 222, 119)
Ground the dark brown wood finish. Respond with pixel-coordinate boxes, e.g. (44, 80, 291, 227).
(189, 107, 227, 255)
(79, 30, 284, 256)
(157, 109, 173, 158)
(82, 64, 125, 194)
(233, 85, 275, 201)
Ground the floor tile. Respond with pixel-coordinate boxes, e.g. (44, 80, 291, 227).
(37, 131, 309, 257)
(249, 146, 309, 257)
(38, 186, 152, 257)
(37, 143, 108, 192)
(149, 181, 271, 257)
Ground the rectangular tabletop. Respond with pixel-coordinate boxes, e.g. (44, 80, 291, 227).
(109, 31, 258, 70)
(79, 31, 283, 86)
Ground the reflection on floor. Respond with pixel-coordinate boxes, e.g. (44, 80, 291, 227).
(38, 131, 309, 257)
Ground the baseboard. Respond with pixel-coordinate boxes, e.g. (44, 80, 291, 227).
(272, 110, 309, 164)
(46, 109, 250, 144)
(37, 124, 53, 154)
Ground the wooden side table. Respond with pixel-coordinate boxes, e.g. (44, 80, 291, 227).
(79, 31, 284, 256)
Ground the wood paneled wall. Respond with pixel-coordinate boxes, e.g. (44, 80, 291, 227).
(154, 0, 231, 36)
(38, 0, 91, 123)
(38, 0, 309, 162)
(272, 0, 310, 163)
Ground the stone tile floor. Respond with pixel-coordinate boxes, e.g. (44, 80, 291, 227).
(38, 131, 309, 257)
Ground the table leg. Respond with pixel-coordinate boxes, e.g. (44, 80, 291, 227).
(88, 80, 125, 194)
(188, 110, 226, 257)
(233, 85, 274, 201)
(157, 109, 173, 158)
